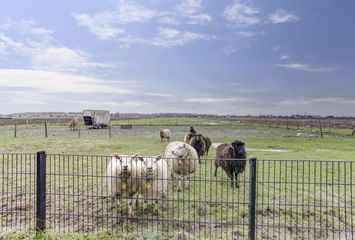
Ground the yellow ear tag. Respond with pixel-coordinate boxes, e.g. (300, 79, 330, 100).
(144, 182, 152, 189)
(121, 183, 127, 191)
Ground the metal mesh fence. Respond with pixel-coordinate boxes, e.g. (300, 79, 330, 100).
(0, 153, 36, 234)
(0, 153, 354, 239)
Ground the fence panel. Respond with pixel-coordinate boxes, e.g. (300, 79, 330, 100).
(0, 153, 36, 234)
(44, 154, 249, 239)
(0, 153, 354, 239)
(256, 160, 354, 240)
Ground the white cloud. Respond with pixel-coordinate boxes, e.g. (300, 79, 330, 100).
(276, 63, 336, 73)
(102, 101, 147, 108)
(223, 45, 237, 55)
(73, 13, 125, 40)
(269, 9, 298, 24)
(237, 31, 256, 37)
(73, 0, 157, 40)
(115, 0, 157, 23)
(0, 19, 53, 37)
(0, 33, 28, 53)
(146, 92, 173, 97)
(73, 1, 211, 45)
(152, 27, 209, 47)
(224, 0, 260, 26)
(159, 15, 180, 25)
(10, 91, 51, 105)
(176, 0, 212, 24)
(62, 99, 147, 109)
(177, 0, 202, 15)
(280, 54, 290, 60)
(279, 98, 355, 106)
(185, 97, 247, 103)
(187, 14, 212, 24)
(0, 33, 113, 73)
(31, 47, 113, 73)
(0, 69, 131, 94)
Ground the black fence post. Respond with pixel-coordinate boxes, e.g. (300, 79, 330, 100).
(249, 156, 257, 240)
(36, 151, 46, 232)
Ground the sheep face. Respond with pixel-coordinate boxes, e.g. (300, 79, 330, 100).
(141, 156, 162, 180)
(193, 134, 203, 143)
(113, 154, 138, 178)
(172, 143, 188, 158)
(231, 141, 246, 158)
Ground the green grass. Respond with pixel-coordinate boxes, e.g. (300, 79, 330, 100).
(0, 122, 354, 239)
(110, 117, 223, 126)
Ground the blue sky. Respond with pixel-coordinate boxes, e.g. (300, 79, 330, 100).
(0, 0, 354, 116)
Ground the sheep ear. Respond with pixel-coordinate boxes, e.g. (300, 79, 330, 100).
(113, 153, 120, 159)
(156, 155, 162, 161)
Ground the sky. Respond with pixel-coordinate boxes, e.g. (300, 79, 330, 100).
(0, 0, 354, 116)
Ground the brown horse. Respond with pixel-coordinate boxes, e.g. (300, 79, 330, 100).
(68, 117, 79, 131)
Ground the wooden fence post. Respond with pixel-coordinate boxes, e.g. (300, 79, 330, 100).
(14, 122, 17, 138)
(44, 122, 48, 138)
(319, 120, 323, 137)
(286, 117, 289, 129)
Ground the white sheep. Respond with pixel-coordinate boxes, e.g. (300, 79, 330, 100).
(164, 141, 199, 192)
(160, 129, 171, 142)
(138, 155, 170, 214)
(107, 153, 142, 221)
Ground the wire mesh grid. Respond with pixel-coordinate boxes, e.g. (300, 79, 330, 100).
(0, 153, 354, 239)
(256, 160, 354, 240)
(44, 154, 249, 239)
(0, 153, 36, 234)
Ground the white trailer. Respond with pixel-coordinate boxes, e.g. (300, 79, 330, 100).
(82, 110, 110, 129)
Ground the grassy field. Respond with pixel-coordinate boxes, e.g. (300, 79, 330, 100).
(0, 119, 354, 239)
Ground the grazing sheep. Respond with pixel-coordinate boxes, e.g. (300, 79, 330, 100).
(68, 117, 79, 131)
(164, 141, 199, 192)
(159, 129, 171, 142)
(202, 136, 212, 156)
(188, 134, 206, 163)
(107, 153, 142, 221)
(138, 155, 169, 214)
(214, 140, 247, 188)
(183, 133, 194, 144)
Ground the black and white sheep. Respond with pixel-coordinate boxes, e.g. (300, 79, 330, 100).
(214, 140, 247, 188)
(159, 129, 171, 142)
